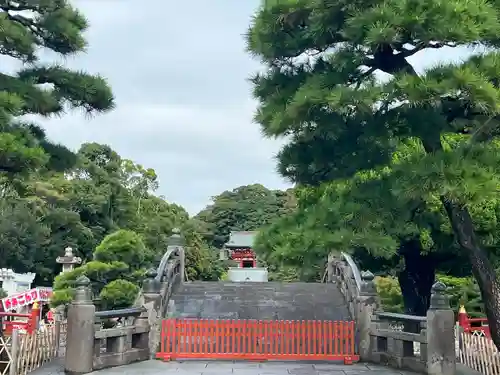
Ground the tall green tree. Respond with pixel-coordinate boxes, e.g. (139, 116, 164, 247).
(0, 2, 222, 289)
(68, 143, 191, 260)
(0, 141, 220, 285)
(0, 0, 115, 281)
(0, 0, 114, 177)
(248, 0, 500, 348)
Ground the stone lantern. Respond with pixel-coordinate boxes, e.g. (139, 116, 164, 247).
(56, 247, 82, 275)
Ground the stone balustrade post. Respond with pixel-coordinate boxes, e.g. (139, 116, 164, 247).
(65, 276, 95, 375)
(143, 268, 161, 299)
(426, 281, 455, 375)
(142, 269, 163, 357)
(168, 228, 185, 283)
(327, 253, 335, 283)
(134, 307, 151, 352)
(357, 270, 379, 362)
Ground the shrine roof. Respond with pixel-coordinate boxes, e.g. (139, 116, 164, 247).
(224, 231, 257, 248)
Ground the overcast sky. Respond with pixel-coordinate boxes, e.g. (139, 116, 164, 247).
(22, 1, 472, 215)
(26, 0, 290, 215)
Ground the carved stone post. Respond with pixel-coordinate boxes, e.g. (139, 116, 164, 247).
(142, 269, 162, 358)
(168, 228, 185, 283)
(426, 281, 456, 375)
(134, 307, 151, 353)
(327, 253, 335, 283)
(357, 270, 379, 362)
(143, 268, 161, 298)
(65, 276, 95, 375)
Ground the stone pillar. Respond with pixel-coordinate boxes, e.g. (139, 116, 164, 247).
(168, 228, 185, 283)
(426, 281, 456, 375)
(65, 276, 95, 375)
(327, 253, 335, 283)
(142, 269, 162, 358)
(357, 271, 379, 362)
(134, 306, 151, 353)
(143, 268, 162, 298)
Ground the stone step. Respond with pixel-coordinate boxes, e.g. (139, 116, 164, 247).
(172, 296, 347, 307)
(174, 293, 343, 298)
(168, 281, 350, 322)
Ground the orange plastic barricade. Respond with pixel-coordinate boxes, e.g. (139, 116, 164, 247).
(157, 318, 358, 363)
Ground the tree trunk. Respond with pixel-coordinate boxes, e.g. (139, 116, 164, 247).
(418, 135, 500, 349)
(397, 240, 436, 316)
(360, 50, 500, 346)
(441, 197, 500, 350)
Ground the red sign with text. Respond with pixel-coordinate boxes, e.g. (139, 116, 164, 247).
(1, 288, 52, 312)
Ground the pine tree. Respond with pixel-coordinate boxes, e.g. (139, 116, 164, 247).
(248, 0, 500, 349)
(0, 1, 114, 175)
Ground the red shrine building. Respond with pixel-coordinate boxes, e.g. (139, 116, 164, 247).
(220, 231, 268, 282)
(223, 231, 258, 268)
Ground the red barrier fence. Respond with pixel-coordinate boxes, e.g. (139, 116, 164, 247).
(157, 319, 358, 363)
(457, 305, 490, 338)
(0, 302, 40, 335)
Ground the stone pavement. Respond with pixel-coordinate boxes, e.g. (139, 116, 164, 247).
(31, 359, 419, 375)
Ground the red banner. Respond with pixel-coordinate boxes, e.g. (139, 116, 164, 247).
(1, 287, 52, 312)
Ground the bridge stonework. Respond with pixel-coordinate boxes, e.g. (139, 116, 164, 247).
(327, 252, 459, 375)
(60, 238, 472, 375)
(63, 229, 185, 374)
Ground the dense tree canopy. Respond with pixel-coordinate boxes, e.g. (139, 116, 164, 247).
(0, 142, 227, 290)
(52, 230, 144, 310)
(248, 0, 500, 349)
(0, 0, 114, 177)
(5, 0, 498, 336)
(0, 1, 225, 304)
(195, 184, 296, 248)
(0, 0, 114, 284)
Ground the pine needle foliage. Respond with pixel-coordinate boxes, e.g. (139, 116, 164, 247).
(248, 0, 500, 349)
(0, 1, 114, 176)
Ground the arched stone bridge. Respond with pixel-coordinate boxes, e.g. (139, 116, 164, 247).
(38, 230, 474, 375)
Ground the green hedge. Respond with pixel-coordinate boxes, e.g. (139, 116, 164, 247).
(52, 230, 148, 310)
(375, 275, 485, 317)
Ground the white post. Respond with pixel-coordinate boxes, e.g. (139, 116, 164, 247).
(9, 329, 18, 375)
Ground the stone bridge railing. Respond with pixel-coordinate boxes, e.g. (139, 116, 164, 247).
(64, 229, 185, 374)
(326, 252, 456, 375)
